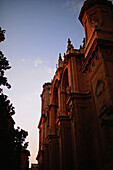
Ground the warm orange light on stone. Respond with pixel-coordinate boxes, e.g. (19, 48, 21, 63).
(37, 0, 113, 170)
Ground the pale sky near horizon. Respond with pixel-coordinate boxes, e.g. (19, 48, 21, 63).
(2, 0, 111, 167)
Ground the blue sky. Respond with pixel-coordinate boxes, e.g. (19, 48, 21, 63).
(0, 0, 86, 166)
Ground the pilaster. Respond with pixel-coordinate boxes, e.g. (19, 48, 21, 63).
(57, 115, 74, 170)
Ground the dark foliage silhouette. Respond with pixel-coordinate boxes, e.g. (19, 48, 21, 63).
(0, 27, 29, 170)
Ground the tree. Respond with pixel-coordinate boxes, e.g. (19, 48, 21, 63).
(0, 27, 29, 169)
(14, 127, 29, 150)
(13, 127, 29, 170)
(0, 29, 15, 169)
(0, 51, 11, 92)
(0, 27, 5, 42)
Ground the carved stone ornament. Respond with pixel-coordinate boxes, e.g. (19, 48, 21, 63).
(95, 79, 105, 97)
(88, 11, 104, 27)
(66, 86, 71, 95)
(68, 104, 73, 119)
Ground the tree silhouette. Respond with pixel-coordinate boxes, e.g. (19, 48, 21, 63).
(0, 27, 5, 42)
(14, 127, 29, 150)
(0, 51, 11, 92)
(0, 27, 29, 169)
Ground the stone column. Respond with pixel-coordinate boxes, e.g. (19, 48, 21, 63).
(58, 117, 74, 170)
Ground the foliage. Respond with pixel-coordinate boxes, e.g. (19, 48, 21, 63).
(0, 51, 11, 93)
(0, 27, 29, 151)
(14, 127, 29, 150)
(0, 27, 5, 42)
(0, 50, 15, 130)
(0, 26, 29, 170)
(0, 93, 15, 117)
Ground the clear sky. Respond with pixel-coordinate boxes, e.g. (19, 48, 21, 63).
(0, 0, 88, 166)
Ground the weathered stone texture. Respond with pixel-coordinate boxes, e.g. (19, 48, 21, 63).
(37, 0, 113, 170)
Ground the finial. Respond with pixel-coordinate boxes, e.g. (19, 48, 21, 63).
(58, 53, 63, 68)
(59, 53, 62, 61)
(67, 38, 74, 48)
(68, 38, 71, 46)
(67, 38, 74, 54)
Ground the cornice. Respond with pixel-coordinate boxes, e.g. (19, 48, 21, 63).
(79, 0, 112, 24)
(81, 38, 113, 73)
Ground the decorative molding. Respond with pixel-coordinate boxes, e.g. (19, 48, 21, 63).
(87, 10, 104, 28)
(66, 86, 71, 95)
(81, 43, 99, 73)
(95, 79, 105, 97)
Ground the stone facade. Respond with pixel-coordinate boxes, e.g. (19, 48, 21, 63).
(37, 0, 113, 170)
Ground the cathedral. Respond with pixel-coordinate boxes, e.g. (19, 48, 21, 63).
(37, 0, 113, 169)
